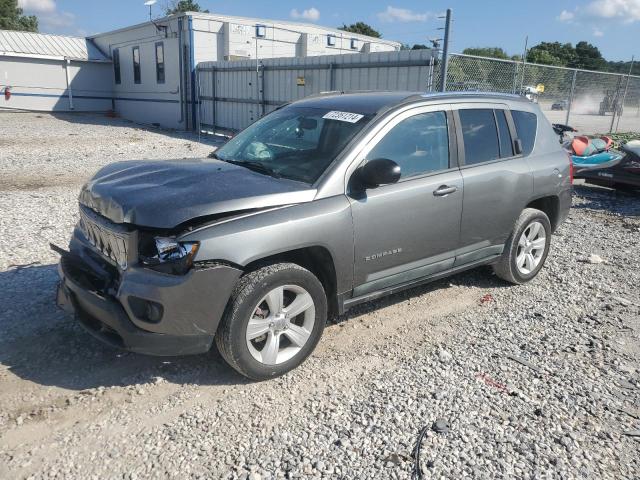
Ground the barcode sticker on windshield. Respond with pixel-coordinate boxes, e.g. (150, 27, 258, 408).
(323, 111, 364, 123)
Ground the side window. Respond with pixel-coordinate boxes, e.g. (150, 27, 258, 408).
(512, 110, 537, 156)
(155, 42, 165, 84)
(113, 48, 121, 85)
(459, 109, 500, 165)
(367, 111, 449, 180)
(495, 110, 514, 157)
(132, 46, 141, 84)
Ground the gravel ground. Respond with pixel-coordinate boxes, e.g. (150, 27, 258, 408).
(0, 112, 218, 191)
(1, 112, 640, 479)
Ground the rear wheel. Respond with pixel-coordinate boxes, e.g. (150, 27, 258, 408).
(215, 263, 327, 381)
(493, 208, 552, 285)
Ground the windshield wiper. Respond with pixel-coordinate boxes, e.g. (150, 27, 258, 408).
(224, 160, 282, 179)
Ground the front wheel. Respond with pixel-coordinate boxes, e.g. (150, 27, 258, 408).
(215, 263, 327, 381)
(493, 208, 552, 285)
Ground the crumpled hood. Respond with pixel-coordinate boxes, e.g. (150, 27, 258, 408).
(79, 159, 316, 228)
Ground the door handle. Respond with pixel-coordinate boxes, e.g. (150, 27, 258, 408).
(433, 185, 457, 197)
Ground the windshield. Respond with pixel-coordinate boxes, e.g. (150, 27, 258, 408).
(215, 106, 372, 184)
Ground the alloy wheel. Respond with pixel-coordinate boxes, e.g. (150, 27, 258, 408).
(245, 285, 316, 365)
(515, 221, 547, 275)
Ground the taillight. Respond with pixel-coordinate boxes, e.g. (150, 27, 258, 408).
(568, 152, 574, 184)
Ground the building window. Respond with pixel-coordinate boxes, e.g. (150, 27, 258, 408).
(327, 35, 336, 47)
(255, 24, 266, 38)
(132, 46, 141, 84)
(350, 38, 358, 50)
(155, 42, 165, 84)
(113, 48, 121, 84)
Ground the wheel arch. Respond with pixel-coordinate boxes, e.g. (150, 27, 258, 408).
(525, 195, 560, 232)
(243, 246, 339, 319)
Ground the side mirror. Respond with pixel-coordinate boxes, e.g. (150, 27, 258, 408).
(357, 158, 401, 188)
(513, 139, 523, 155)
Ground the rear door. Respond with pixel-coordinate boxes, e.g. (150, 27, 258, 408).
(453, 104, 533, 266)
(348, 105, 463, 296)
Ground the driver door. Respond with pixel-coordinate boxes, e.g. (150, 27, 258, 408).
(348, 106, 463, 296)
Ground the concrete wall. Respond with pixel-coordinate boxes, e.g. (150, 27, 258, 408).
(0, 56, 112, 112)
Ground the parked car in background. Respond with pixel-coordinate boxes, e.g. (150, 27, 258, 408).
(551, 100, 568, 111)
(54, 91, 572, 380)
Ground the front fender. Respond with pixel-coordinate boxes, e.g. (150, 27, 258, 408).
(180, 196, 355, 295)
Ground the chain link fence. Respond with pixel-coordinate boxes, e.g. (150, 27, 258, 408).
(435, 53, 640, 134)
(197, 50, 638, 135)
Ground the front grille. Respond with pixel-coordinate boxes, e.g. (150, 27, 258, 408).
(78, 206, 136, 270)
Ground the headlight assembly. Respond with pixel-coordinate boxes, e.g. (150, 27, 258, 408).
(140, 236, 200, 275)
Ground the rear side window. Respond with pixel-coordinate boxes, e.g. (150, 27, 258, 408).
(459, 109, 500, 165)
(495, 110, 514, 157)
(511, 110, 537, 156)
(367, 111, 450, 179)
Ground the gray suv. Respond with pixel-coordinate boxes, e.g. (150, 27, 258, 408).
(55, 92, 572, 380)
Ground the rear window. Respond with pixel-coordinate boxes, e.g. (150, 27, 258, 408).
(495, 110, 514, 158)
(511, 110, 537, 156)
(459, 109, 500, 165)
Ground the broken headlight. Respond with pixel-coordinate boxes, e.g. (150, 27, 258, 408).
(140, 237, 200, 275)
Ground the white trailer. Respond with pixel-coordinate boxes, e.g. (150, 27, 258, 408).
(90, 12, 400, 130)
(2, 12, 400, 130)
(0, 31, 113, 112)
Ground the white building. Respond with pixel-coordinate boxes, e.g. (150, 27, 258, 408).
(0, 30, 112, 112)
(1, 12, 400, 130)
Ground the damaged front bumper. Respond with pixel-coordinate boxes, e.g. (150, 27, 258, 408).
(55, 230, 242, 356)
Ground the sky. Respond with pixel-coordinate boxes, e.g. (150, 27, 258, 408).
(17, 0, 640, 61)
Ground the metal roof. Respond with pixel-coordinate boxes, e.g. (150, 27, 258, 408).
(0, 30, 109, 62)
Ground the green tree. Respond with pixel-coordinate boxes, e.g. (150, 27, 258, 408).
(0, 0, 38, 32)
(526, 42, 576, 66)
(400, 43, 429, 50)
(338, 22, 381, 38)
(166, 0, 209, 15)
(606, 60, 640, 76)
(572, 41, 606, 71)
(462, 47, 510, 60)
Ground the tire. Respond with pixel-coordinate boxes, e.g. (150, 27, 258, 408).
(493, 208, 552, 285)
(215, 263, 327, 381)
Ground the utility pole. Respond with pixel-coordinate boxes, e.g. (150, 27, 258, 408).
(519, 35, 529, 95)
(144, 0, 156, 21)
(439, 9, 452, 92)
(615, 55, 634, 132)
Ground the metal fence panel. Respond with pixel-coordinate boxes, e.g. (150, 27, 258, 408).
(197, 49, 435, 133)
